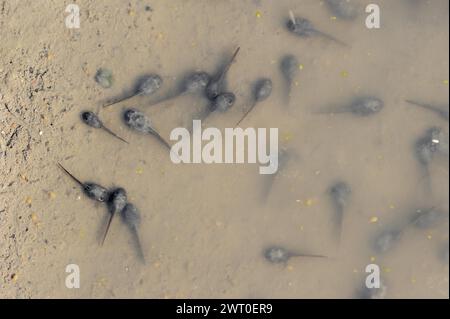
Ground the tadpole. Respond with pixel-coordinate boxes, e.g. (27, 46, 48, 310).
(280, 55, 299, 104)
(315, 96, 384, 117)
(236, 78, 272, 127)
(328, 181, 351, 240)
(286, 12, 348, 46)
(58, 163, 109, 202)
(123, 108, 171, 151)
(263, 246, 325, 264)
(81, 111, 128, 144)
(103, 74, 163, 108)
(205, 47, 240, 100)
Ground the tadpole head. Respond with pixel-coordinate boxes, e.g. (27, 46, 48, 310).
(411, 208, 446, 229)
(84, 183, 109, 202)
(123, 108, 152, 133)
(108, 187, 128, 214)
(373, 229, 401, 254)
(264, 246, 291, 263)
(139, 75, 163, 95)
(329, 181, 351, 208)
(121, 203, 141, 228)
(185, 72, 211, 93)
(280, 55, 299, 82)
(254, 78, 273, 102)
(210, 92, 236, 112)
(351, 97, 384, 116)
(81, 111, 102, 128)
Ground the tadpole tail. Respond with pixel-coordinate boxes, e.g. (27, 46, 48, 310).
(312, 107, 351, 115)
(149, 129, 171, 151)
(101, 125, 129, 144)
(235, 100, 257, 127)
(419, 164, 433, 197)
(58, 163, 84, 187)
(217, 46, 241, 84)
(406, 100, 439, 113)
(261, 173, 277, 202)
(101, 212, 115, 246)
(316, 31, 349, 47)
(292, 253, 327, 259)
(102, 93, 139, 108)
(130, 226, 146, 264)
(147, 91, 185, 108)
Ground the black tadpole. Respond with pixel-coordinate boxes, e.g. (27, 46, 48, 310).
(328, 181, 351, 240)
(81, 111, 128, 144)
(263, 246, 326, 264)
(123, 108, 171, 151)
(57, 163, 109, 202)
(103, 74, 163, 108)
(236, 78, 272, 127)
(205, 47, 240, 100)
(286, 12, 348, 47)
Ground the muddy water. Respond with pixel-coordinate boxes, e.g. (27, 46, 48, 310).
(0, 0, 448, 298)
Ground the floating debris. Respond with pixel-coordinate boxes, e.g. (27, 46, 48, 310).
(95, 68, 114, 89)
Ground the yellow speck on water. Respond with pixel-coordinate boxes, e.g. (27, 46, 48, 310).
(443, 80, 449, 85)
(31, 213, 38, 223)
(369, 216, 378, 224)
(128, 9, 135, 16)
(48, 191, 56, 200)
(389, 204, 395, 209)
(353, 268, 359, 273)
(153, 261, 161, 269)
(340, 70, 349, 78)
(330, 16, 337, 20)
(299, 64, 304, 70)
(136, 167, 144, 175)
(382, 267, 391, 273)
(314, 170, 321, 176)
(79, 229, 85, 239)
(287, 265, 294, 271)
(157, 32, 164, 40)
(25, 197, 32, 205)
(20, 174, 28, 182)
(299, 225, 304, 231)
(282, 132, 293, 142)
(411, 277, 417, 284)
(427, 234, 432, 240)
(305, 199, 314, 207)
(294, 81, 299, 86)
(370, 256, 376, 262)
(255, 10, 262, 18)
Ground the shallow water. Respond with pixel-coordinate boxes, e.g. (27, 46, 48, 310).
(0, 0, 448, 298)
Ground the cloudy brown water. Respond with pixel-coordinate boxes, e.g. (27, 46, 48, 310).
(0, 0, 448, 298)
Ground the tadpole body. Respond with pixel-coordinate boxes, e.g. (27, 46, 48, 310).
(263, 246, 325, 264)
(101, 188, 127, 245)
(123, 108, 171, 151)
(81, 111, 128, 144)
(326, 0, 358, 20)
(121, 203, 146, 264)
(286, 15, 348, 46)
(280, 55, 299, 104)
(103, 74, 163, 108)
(372, 228, 403, 254)
(236, 78, 272, 127)
(58, 163, 109, 202)
(205, 47, 240, 100)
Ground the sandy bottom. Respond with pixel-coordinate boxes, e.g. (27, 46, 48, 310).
(0, 0, 448, 298)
